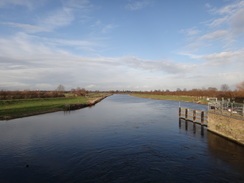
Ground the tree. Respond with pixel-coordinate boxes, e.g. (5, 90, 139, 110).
(220, 84, 230, 91)
(56, 84, 65, 92)
(207, 87, 218, 91)
(236, 81, 244, 91)
(76, 87, 87, 96)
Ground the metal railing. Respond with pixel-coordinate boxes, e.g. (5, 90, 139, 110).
(208, 98, 244, 118)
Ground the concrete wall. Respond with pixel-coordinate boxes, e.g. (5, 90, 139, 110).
(208, 112, 244, 145)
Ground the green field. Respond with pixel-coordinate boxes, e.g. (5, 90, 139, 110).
(0, 93, 110, 120)
(130, 93, 208, 104)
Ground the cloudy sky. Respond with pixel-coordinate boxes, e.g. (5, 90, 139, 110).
(0, 0, 243, 91)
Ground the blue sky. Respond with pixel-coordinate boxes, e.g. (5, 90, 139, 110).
(0, 0, 243, 91)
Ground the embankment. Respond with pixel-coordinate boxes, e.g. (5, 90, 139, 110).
(65, 95, 109, 110)
(208, 112, 244, 145)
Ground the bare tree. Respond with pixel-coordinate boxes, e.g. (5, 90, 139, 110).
(236, 81, 244, 91)
(220, 84, 230, 91)
(56, 84, 65, 92)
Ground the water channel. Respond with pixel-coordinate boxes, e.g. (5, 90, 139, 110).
(0, 94, 244, 182)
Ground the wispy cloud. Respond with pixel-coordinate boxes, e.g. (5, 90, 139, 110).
(125, 0, 153, 11)
(91, 20, 118, 34)
(0, 32, 100, 59)
(101, 24, 118, 33)
(0, 0, 39, 9)
(0, 31, 197, 90)
(62, 0, 91, 9)
(1, 0, 93, 33)
(202, 49, 244, 66)
(200, 30, 228, 40)
(1, 22, 49, 33)
(207, 16, 228, 28)
(212, 1, 244, 15)
(182, 1, 244, 52)
(207, 1, 244, 36)
(180, 49, 244, 67)
(230, 8, 244, 35)
(39, 8, 74, 31)
(181, 28, 201, 37)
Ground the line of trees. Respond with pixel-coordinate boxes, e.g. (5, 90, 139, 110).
(70, 87, 87, 96)
(1, 82, 244, 102)
(132, 83, 244, 103)
(0, 84, 66, 100)
(0, 90, 65, 100)
(0, 85, 89, 100)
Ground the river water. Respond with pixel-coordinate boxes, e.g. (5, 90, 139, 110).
(0, 94, 243, 183)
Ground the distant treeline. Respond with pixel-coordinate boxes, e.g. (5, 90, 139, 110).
(0, 90, 65, 100)
(1, 82, 244, 103)
(131, 89, 244, 103)
(0, 88, 88, 100)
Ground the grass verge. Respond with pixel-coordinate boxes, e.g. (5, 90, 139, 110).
(130, 93, 208, 104)
(0, 93, 111, 120)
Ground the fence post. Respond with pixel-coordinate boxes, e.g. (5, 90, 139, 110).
(193, 110, 196, 122)
(201, 111, 204, 125)
(185, 108, 188, 120)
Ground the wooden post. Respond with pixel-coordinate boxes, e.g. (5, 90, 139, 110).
(185, 108, 188, 120)
(193, 110, 196, 122)
(179, 107, 181, 118)
(201, 111, 204, 125)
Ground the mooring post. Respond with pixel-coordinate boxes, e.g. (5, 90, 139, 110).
(185, 108, 188, 120)
(179, 107, 181, 118)
(193, 110, 196, 122)
(201, 111, 204, 125)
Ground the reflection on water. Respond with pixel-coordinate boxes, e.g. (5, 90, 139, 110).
(179, 118, 244, 181)
(0, 94, 243, 183)
(208, 131, 244, 174)
(179, 119, 205, 136)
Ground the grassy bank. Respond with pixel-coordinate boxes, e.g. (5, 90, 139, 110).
(0, 93, 110, 120)
(130, 93, 208, 104)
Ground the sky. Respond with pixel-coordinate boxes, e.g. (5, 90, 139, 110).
(0, 0, 244, 91)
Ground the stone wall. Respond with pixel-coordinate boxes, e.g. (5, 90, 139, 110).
(208, 112, 244, 145)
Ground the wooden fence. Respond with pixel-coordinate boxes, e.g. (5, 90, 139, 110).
(179, 107, 208, 127)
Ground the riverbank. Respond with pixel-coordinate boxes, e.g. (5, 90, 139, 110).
(130, 93, 208, 104)
(0, 93, 111, 120)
